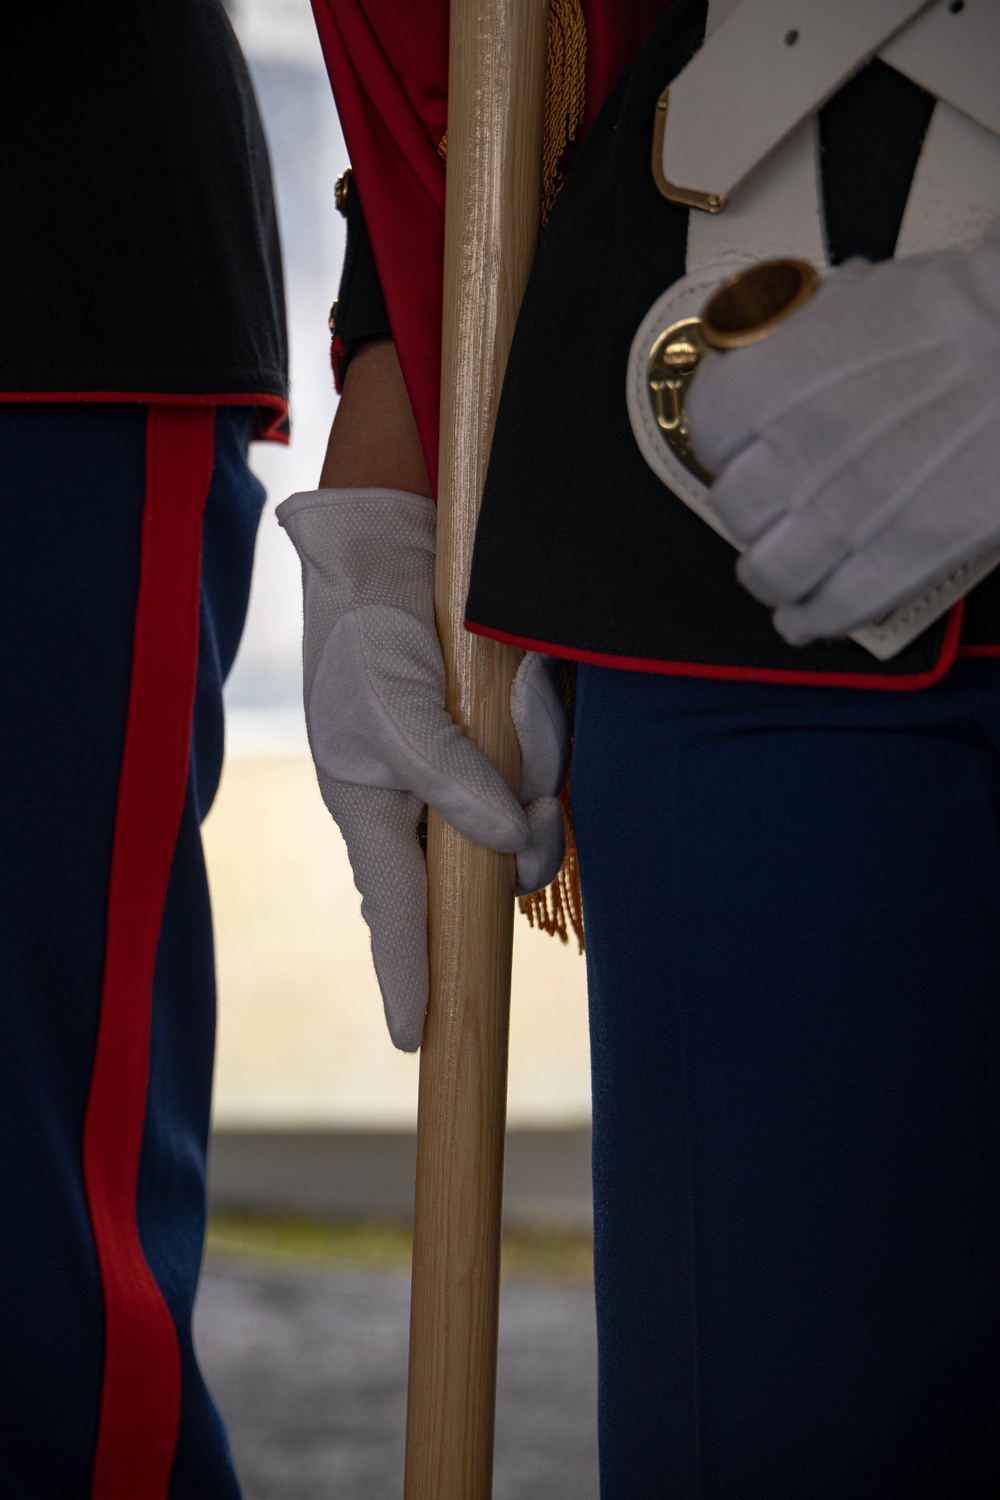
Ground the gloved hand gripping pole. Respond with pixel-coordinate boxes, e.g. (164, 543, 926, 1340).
(403, 4, 549, 1498)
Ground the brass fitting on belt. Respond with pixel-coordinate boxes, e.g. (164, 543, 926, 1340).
(649, 258, 820, 479)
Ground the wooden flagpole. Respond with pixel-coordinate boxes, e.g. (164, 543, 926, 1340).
(403, 3, 549, 1497)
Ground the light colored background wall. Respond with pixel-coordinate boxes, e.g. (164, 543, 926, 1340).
(207, 0, 592, 1132)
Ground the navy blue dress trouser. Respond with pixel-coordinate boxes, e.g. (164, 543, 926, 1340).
(572, 661, 1000, 1499)
(6, 403, 998, 1497)
(0, 403, 263, 1498)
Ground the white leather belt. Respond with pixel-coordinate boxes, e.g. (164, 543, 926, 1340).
(627, 0, 1000, 660)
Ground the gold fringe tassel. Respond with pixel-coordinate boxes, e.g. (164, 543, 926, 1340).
(518, 787, 585, 954)
(541, 0, 587, 225)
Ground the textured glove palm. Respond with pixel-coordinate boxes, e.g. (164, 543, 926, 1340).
(686, 218, 1000, 644)
(278, 487, 568, 1050)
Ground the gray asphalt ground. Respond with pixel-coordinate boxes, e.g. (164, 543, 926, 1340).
(194, 1257, 599, 1500)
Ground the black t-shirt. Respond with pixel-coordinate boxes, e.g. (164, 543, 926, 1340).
(465, 0, 1000, 678)
(0, 1, 287, 422)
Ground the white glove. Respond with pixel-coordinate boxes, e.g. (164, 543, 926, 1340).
(685, 218, 1000, 644)
(277, 487, 568, 1051)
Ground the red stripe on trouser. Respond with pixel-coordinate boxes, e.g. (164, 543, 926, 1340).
(82, 405, 216, 1499)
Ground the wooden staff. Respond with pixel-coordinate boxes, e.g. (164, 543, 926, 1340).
(403, 3, 549, 1497)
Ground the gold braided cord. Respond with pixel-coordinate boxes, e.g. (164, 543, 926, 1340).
(436, 0, 586, 223)
(541, 0, 587, 224)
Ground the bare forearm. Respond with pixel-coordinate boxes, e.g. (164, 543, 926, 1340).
(319, 337, 432, 498)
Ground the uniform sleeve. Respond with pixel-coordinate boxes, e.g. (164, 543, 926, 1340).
(329, 168, 392, 391)
(310, 0, 678, 495)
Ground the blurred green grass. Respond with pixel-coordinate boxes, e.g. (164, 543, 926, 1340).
(207, 1214, 593, 1283)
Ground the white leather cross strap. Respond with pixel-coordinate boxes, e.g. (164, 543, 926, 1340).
(883, 0, 1000, 138)
(897, 101, 1000, 256)
(661, 0, 933, 208)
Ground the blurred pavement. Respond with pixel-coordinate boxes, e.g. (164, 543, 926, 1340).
(195, 1257, 599, 1500)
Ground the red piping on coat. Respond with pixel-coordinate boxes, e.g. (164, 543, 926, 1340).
(465, 601, 965, 691)
(0, 389, 289, 443)
(82, 406, 215, 1499)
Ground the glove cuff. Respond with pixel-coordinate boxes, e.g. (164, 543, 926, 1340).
(276, 485, 434, 532)
(277, 486, 436, 618)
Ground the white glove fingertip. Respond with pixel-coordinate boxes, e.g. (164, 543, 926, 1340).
(514, 797, 566, 897)
(771, 603, 821, 646)
(735, 549, 794, 609)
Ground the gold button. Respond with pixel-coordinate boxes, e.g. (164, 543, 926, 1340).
(335, 168, 352, 215)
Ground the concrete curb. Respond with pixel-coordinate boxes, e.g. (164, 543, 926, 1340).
(208, 1127, 593, 1231)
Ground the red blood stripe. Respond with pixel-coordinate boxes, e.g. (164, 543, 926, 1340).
(464, 601, 964, 692)
(83, 405, 216, 1499)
